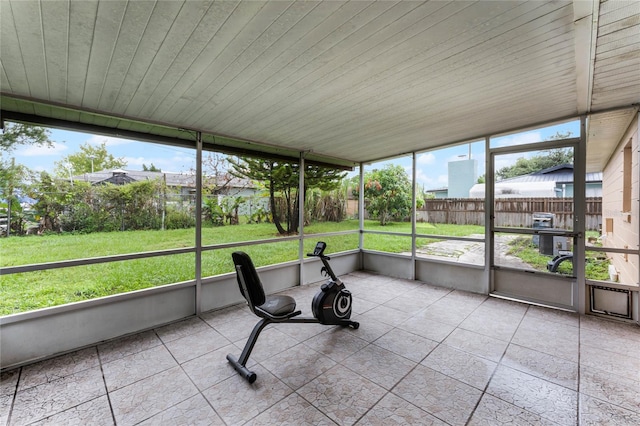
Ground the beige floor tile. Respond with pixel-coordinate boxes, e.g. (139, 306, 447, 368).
(579, 394, 640, 426)
(343, 316, 394, 343)
(350, 296, 379, 314)
(260, 343, 336, 390)
(393, 365, 482, 426)
(1, 369, 20, 425)
(511, 317, 579, 362)
(356, 393, 447, 425)
(468, 394, 558, 426)
(305, 328, 369, 362)
(155, 317, 211, 343)
(245, 393, 334, 425)
(458, 308, 523, 342)
(213, 314, 262, 342)
(18, 348, 99, 391)
(1, 369, 19, 395)
(525, 305, 579, 328)
(373, 328, 438, 362)
(386, 277, 422, 292)
(580, 315, 640, 338)
(298, 365, 386, 426)
(342, 344, 417, 390)
(418, 302, 474, 327)
(444, 290, 487, 308)
(202, 365, 292, 426)
(182, 344, 243, 391)
(354, 286, 400, 305)
(358, 304, 414, 326)
(102, 345, 177, 391)
(29, 395, 113, 426)
(405, 282, 451, 303)
(580, 344, 640, 381)
(397, 316, 455, 342)
(137, 394, 224, 426)
(1, 368, 19, 397)
(501, 343, 578, 390)
(11, 367, 106, 425)
(486, 365, 577, 425)
(1, 394, 12, 426)
(478, 297, 528, 315)
(110, 366, 198, 426)
(443, 328, 508, 362)
(243, 327, 300, 362)
(580, 365, 640, 413)
(200, 304, 254, 328)
(163, 327, 231, 364)
(97, 330, 162, 364)
(277, 321, 336, 342)
(382, 292, 436, 314)
(422, 344, 497, 390)
(6, 273, 640, 426)
(580, 326, 640, 357)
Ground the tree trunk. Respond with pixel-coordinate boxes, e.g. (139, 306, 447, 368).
(269, 177, 286, 235)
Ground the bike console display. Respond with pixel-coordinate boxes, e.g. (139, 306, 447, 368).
(308, 241, 327, 258)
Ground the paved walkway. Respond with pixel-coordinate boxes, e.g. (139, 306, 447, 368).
(415, 234, 533, 268)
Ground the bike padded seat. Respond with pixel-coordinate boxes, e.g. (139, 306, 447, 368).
(231, 251, 297, 319)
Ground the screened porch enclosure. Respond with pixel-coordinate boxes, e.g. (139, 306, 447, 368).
(1, 0, 639, 374)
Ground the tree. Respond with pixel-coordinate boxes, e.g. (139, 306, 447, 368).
(496, 132, 574, 180)
(1, 123, 53, 236)
(357, 165, 412, 225)
(0, 122, 52, 152)
(142, 163, 161, 172)
(54, 141, 126, 176)
(229, 157, 346, 234)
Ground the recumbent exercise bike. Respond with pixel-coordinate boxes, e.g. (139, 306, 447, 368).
(226, 241, 358, 383)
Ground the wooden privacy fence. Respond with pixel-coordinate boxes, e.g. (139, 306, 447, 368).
(417, 197, 602, 231)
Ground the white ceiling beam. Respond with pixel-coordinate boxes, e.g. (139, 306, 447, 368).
(573, 0, 600, 114)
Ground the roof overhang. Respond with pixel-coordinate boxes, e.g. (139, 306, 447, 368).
(1, 1, 638, 169)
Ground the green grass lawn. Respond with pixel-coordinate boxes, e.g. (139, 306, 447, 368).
(506, 234, 610, 280)
(0, 220, 479, 315)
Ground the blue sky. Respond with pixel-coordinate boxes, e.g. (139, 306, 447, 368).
(11, 120, 579, 189)
(365, 120, 580, 189)
(14, 129, 197, 175)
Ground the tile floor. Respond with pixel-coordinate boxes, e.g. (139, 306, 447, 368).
(2, 271, 640, 425)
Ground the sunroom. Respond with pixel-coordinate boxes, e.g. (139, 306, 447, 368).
(1, 1, 639, 425)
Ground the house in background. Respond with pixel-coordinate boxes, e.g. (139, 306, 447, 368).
(74, 169, 265, 216)
(469, 164, 603, 198)
(424, 187, 449, 199)
(497, 164, 603, 197)
(448, 158, 478, 198)
(76, 169, 255, 195)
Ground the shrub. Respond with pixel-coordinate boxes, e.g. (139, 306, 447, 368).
(165, 209, 195, 229)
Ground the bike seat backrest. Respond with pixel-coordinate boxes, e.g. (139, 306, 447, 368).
(232, 251, 266, 312)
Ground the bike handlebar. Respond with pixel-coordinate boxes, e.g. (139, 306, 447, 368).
(307, 253, 331, 260)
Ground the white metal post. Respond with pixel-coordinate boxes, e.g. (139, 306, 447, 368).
(299, 153, 305, 286)
(485, 136, 493, 294)
(574, 116, 587, 314)
(411, 152, 417, 280)
(359, 163, 365, 255)
(195, 132, 203, 316)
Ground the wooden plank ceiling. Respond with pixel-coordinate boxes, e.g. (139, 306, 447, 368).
(1, 0, 639, 169)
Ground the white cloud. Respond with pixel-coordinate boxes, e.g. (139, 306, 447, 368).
(86, 135, 133, 147)
(417, 152, 436, 165)
(437, 174, 448, 185)
(123, 155, 196, 173)
(415, 169, 434, 186)
(492, 131, 542, 148)
(17, 142, 68, 157)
